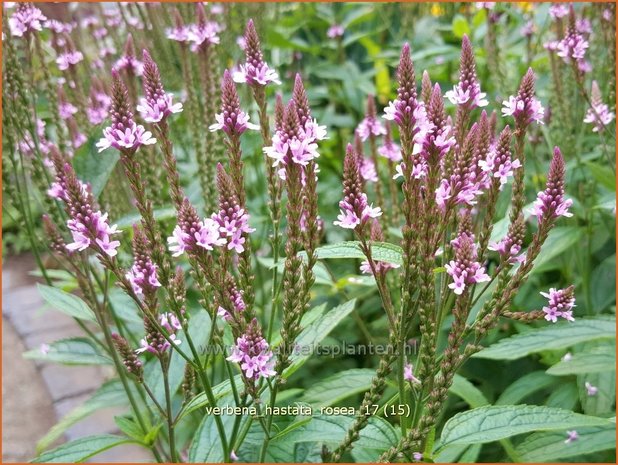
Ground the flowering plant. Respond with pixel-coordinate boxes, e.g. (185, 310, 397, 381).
(3, 3, 615, 464)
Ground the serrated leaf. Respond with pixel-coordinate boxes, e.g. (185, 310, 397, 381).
(515, 425, 616, 462)
(547, 345, 615, 375)
(474, 317, 615, 360)
(32, 434, 137, 463)
(308, 242, 402, 266)
(438, 405, 610, 448)
(24, 337, 112, 365)
(302, 368, 375, 407)
(37, 284, 97, 322)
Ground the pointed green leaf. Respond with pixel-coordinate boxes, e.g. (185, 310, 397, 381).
(474, 317, 615, 360)
(37, 284, 96, 322)
(439, 405, 610, 448)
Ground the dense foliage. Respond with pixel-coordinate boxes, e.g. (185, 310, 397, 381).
(2, 2, 616, 463)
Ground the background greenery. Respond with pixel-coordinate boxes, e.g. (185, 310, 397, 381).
(3, 2, 616, 463)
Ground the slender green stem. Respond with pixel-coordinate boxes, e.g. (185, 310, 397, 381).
(161, 358, 179, 463)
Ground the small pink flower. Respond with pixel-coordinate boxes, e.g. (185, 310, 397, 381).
(404, 362, 421, 384)
(96, 122, 156, 153)
(327, 24, 344, 39)
(564, 430, 579, 444)
(585, 382, 598, 396)
(56, 51, 84, 71)
(136, 94, 183, 124)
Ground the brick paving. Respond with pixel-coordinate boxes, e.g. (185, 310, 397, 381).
(2, 254, 152, 463)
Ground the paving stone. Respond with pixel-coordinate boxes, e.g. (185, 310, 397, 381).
(3, 255, 153, 462)
(2, 318, 56, 463)
(2, 254, 37, 291)
(3, 285, 75, 336)
(41, 364, 107, 402)
(53, 394, 120, 441)
(91, 443, 154, 463)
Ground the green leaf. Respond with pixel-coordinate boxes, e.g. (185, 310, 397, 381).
(23, 337, 112, 365)
(302, 369, 375, 407)
(532, 227, 584, 272)
(188, 398, 236, 463)
(515, 424, 616, 462)
(283, 299, 357, 378)
(73, 139, 120, 198)
(309, 242, 402, 266)
(114, 416, 145, 442)
(591, 255, 616, 311)
(115, 207, 177, 229)
(473, 317, 616, 360)
(271, 414, 398, 451)
(547, 345, 615, 375)
(585, 161, 616, 191)
(438, 405, 610, 448)
(176, 374, 242, 421)
(31, 434, 137, 463)
(579, 370, 616, 416)
(496, 371, 557, 405)
(36, 380, 127, 453)
(546, 382, 579, 410)
(452, 15, 470, 38)
(450, 375, 489, 408)
(37, 284, 97, 322)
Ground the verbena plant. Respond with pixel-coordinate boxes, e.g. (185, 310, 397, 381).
(3, 2, 615, 463)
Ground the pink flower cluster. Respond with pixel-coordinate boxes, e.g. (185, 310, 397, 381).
(233, 20, 280, 86)
(66, 211, 120, 257)
(168, 218, 225, 257)
(541, 287, 575, 323)
(445, 231, 490, 295)
(445, 81, 488, 108)
(531, 148, 572, 224)
(501, 95, 544, 125)
(583, 81, 615, 133)
(227, 321, 276, 380)
(264, 115, 326, 178)
(137, 50, 183, 124)
(126, 256, 161, 298)
(335, 193, 382, 229)
(136, 313, 182, 355)
(211, 207, 255, 254)
(57, 50, 83, 71)
(334, 145, 382, 230)
(209, 70, 259, 136)
(97, 70, 157, 153)
(217, 286, 246, 322)
(327, 24, 345, 39)
(9, 3, 46, 37)
(478, 145, 522, 189)
(87, 91, 112, 125)
(97, 122, 156, 153)
(356, 115, 386, 142)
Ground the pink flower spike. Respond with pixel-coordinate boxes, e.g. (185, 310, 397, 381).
(541, 286, 576, 323)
